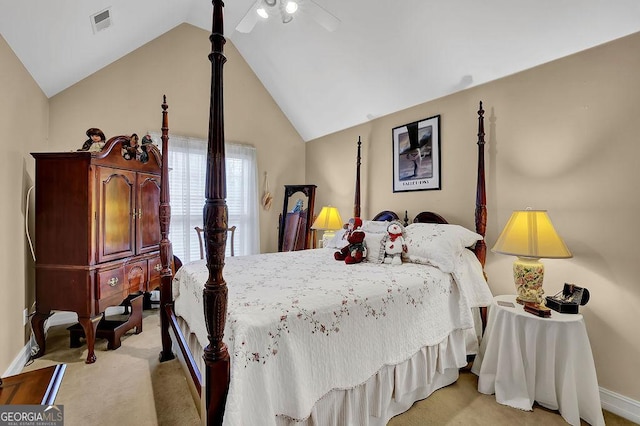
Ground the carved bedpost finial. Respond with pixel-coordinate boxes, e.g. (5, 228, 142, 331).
(203, 1, 231, 424)
(158, 96, 175, 363)
(475, 101, 487, 268)
(477, 101, 485, 146)
(354, 136, 362, 218)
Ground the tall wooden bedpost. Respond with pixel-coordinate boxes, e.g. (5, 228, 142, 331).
(474, 101, 487, 268)
(202, 1, 230, 425)
(158, 96, 176, 363)
(354, 136, 362, 218)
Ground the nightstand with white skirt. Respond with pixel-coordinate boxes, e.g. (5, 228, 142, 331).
(471, 294, 605, 426)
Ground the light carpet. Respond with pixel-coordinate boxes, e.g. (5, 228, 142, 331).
(21, 310, 635, 426)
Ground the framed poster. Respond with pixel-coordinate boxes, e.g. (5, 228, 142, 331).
(392, 115, 441, 192)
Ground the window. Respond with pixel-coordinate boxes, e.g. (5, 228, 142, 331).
(152, 133, 260, 263)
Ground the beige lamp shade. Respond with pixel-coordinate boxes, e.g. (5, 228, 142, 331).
(311, 206, 343, 231)
(492, 210, 572, 259)
(492, 209, 571, 305)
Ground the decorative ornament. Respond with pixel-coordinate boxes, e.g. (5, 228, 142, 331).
(79, 128, 106, 152)
(261, 172, 273, 211)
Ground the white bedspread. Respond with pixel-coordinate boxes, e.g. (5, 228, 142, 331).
(172, 248, 492, 426)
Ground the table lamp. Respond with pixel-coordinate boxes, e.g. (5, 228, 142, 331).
(492, 209, 572, 305)
(311, 206, 343, 247)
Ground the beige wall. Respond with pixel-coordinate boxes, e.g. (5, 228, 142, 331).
(48, 23, 305, 254)
(0, 23, 303, 374)
(2, 18, 639, 408)
(307, 32, 640, 401)
(0, 35, 49, 373)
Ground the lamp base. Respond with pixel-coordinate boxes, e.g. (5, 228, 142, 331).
(513, 257, 545, 305)
(320, 230, 336, 248)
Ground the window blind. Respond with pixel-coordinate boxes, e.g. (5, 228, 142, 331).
(150, 133, 260, 263)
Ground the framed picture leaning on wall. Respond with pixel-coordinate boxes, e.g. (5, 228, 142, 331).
(392, 115, 441, 192)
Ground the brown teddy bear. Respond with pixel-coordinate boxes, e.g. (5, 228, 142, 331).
(334, 217, 367, 264)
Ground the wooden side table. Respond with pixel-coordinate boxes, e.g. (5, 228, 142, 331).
(471, 294, 604, 426)
(0, 364, 66, 405)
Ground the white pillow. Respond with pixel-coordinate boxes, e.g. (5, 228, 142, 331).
(361, 220, 389, 234)
(402, 223, 483, 273)
(364, 232, 386, 263)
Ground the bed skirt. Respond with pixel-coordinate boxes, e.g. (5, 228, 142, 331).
(171, 315, 469, 426)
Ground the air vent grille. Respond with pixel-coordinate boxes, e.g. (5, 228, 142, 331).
(91, 8, 112, 33)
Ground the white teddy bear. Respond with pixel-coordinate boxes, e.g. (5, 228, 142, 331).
(383, 221, 407, 265)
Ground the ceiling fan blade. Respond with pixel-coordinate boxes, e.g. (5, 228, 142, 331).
(236, 2, 261, 33)
(303, 0, 340, 32)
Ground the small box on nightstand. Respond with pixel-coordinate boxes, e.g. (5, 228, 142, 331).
(523, 302, 551, 318)
(545, 283, 590, 314)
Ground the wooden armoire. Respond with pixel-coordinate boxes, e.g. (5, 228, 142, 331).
(31, 136, 163, 363)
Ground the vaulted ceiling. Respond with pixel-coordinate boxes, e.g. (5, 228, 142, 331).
(2, 0, 640, 141)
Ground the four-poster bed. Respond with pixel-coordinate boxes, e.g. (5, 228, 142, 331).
(156, 1, 490, 425)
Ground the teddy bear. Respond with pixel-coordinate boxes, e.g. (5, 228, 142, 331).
(334, 217, 367, 264)
(383, 221, 407, 265)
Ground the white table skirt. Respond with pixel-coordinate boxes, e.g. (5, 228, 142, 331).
(471, 294, 605, 426)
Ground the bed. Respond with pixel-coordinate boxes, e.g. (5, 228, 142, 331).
(155, 2, 491, 425)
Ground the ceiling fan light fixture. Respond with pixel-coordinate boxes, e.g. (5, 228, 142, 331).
(285, 1, 298, 14)
(256, 7, 269, 19)
(239, 0, 339, 32)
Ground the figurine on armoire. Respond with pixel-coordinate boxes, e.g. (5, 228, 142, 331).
(121, 133, 139, 160)
(138, 134, 154, 163)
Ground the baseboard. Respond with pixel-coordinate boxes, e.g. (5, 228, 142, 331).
(2, 340, 32, 377)
(44, 311, 78, 329)
(43, 307, 124, 329)
(601, 387, 640, 424)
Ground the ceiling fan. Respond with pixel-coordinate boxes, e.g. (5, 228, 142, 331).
(236, 0, 340, 33)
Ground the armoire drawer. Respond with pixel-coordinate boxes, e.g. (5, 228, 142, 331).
(147, 255, 163, 291)
(126, 259, 148, 293)
(97, 267, 125, 300)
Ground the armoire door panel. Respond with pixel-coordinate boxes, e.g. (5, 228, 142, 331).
(137, 173, 161, 254)
(97, 167, 136, 263)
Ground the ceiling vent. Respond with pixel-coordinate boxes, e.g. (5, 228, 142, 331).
(90, 8, 112, 34)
